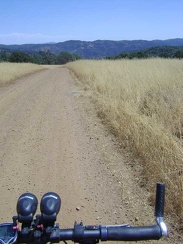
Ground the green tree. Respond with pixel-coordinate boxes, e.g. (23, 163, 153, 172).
(0, 50, 9, 62)
(9, 51, 34, 63)
(159, 52, 169, 58)
(56, 51, 81, 64)
(39, 51, 57, 64)
(30, 54, 43, 64)
(174, 50, 183, 59)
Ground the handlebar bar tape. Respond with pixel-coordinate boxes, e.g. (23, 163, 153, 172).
(155, 183, 165, 217)
(106, 225, 162, 241)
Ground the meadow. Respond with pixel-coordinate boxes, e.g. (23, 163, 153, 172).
(0, 62, 44, 86)
(67, 58, 183, 223)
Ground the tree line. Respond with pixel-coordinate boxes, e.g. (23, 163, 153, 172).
(1, 46, 183, 63)
(106, 46, 183, 60)
(0, 50, 81, 64)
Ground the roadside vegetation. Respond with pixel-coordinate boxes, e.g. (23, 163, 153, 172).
(0, 50, 81, 65)
(67, 58, 183, 226)
(0, 62, 45, 86)
(106, 46, 183, 59)
(1, 46, 183, 66)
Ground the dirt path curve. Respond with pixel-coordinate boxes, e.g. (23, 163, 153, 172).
(0, 66, 178, 243)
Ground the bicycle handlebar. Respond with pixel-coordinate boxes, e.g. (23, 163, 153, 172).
(103, 225, 162, 241)
(16, 224, 163, 243)
(155, 183, 165, 217)
(0, 183, 168, 243)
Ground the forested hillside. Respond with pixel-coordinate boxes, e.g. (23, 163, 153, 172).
(106, 46, 183, 59)
(0, 38, 183, 59)
(0, 50, 81, 64)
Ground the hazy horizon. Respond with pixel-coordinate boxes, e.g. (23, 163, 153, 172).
(1, 37, 183, 46)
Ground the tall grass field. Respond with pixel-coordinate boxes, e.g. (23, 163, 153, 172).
(67, 59, 183, 223)
(0, 62, 44, 86)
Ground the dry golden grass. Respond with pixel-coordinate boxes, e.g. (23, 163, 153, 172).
(0, 62, 45, 86)
(67, 58, 183, 223)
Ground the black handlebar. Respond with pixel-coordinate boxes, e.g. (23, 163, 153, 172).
(155, 183, 165, 217)
(6, 183, 167, 243)
(106, 225, 162, 241)
(17, 224, 162, 243)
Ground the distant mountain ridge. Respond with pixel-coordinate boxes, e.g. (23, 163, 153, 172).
(0, 38, 183, 58)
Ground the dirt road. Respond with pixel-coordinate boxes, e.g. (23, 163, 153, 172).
(0, 66, 179, 243)
(0, 66, 128, 223)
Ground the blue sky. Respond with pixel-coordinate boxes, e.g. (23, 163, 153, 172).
(0, 0, 183, 44)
